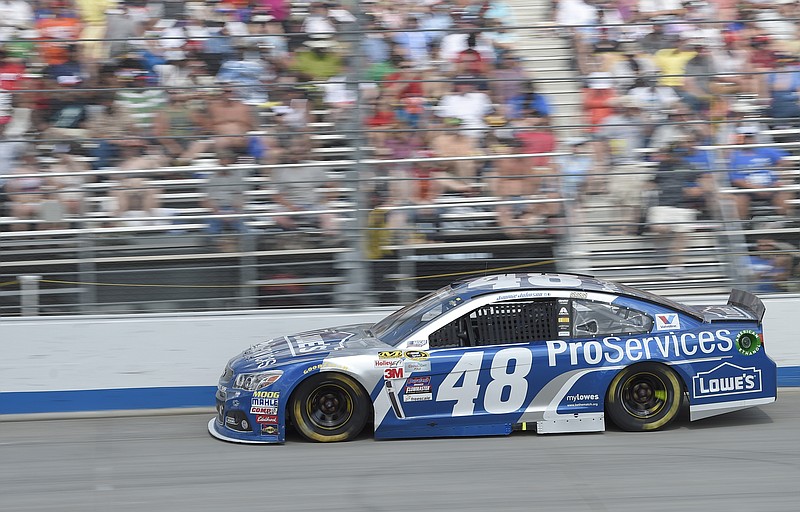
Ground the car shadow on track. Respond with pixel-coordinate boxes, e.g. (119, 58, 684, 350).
(603, 398, 774, 433)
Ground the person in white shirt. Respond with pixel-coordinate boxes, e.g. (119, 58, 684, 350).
(436, 78, 493, 144)
(0, 0, 33, 42)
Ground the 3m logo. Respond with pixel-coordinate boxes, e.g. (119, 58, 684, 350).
(655, 313, 681, 331)
(384, 367, 405, 380)
(692, 362, 763, 399)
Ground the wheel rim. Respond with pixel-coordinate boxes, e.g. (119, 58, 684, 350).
(620, 372, 668, 419)
(306, 383, 353, 431)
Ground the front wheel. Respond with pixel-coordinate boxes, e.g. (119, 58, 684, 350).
(606, 363, 683, 432)
(290, 373, 369, 442)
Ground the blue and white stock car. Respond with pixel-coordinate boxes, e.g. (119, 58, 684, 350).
(208, 273, 777, 443)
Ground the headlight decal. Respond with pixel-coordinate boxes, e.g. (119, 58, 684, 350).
(233, 370, 283, 391)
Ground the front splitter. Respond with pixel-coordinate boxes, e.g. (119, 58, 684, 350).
(207, 418, 278, 444)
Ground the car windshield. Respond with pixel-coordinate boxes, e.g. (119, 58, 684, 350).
(371, 286, 459, 346)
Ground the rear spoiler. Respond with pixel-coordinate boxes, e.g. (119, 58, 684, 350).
(728, 289, 766, 322)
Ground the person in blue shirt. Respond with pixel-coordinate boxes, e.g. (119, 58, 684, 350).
(507, 81, 551, 120)
(728, 128, 794, 219)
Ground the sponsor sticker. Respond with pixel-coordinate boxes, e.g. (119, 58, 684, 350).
(736, 330, 762, 356)
(405, 376, 432, 394)
(251, 397, 279, 407)
(692, 362, 762, 398)
(655, 313, 681, 331)
(261, 425, 278, 435)
(225, 416, 238, 425)
(563, 393, 600, 407)
(384, 367, 405, 380)
(403, 392, 433, 402)
(253, 391, 280, 398)
(379, 350, 404, 359)
(250, 405, 278, 415)
(558, 307, 569, 316)
(404, 350, 429, 361)
(405, 360, 431, 373)
(558, 331, 570, 337)
(375, 359, 403, 368)
(407, 376, 431, 386)
(547, 329, 734, 367)
(407, 340, 428, 347)
(558, 317, 570, 323)
(256, 415, 279, 424)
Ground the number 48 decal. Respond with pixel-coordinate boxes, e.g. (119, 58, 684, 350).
(436, 348, 533, 416)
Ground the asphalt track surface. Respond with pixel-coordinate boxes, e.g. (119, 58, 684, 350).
(2, 391, 800, 512)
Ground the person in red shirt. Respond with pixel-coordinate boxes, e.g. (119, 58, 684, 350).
(365, 98, 396, 149)
(583, 72, 616, 132)
(0, 49, 26, 128)
(515, 115, 557, 196)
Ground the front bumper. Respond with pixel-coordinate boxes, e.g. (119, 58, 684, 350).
(208, 418, 282, 444)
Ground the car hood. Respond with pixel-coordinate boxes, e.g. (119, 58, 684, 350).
(229, 323, 388, 373)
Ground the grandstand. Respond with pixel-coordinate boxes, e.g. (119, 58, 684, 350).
(1, 0, 799, 316)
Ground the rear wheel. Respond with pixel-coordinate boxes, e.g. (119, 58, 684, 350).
(606, 363, 682, 431)
(290, 373, 369, 442)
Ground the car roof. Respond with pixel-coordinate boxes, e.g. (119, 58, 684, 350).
(452, 273, 701, 319)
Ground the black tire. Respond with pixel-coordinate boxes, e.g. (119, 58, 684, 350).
(606, 363, 683, 432)
(290, 373, 369, 442)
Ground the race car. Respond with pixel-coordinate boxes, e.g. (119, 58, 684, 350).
(208, 273, 777, 444)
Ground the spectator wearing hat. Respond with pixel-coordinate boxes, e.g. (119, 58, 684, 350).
(36, 74, 90, 141)
(290, 35, 343, 81)
(646, 138, 714, 272)
(728, 127, 794, 220)
(583, 71, 616, 132)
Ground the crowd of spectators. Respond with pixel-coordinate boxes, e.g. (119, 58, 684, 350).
(0, 0, 797, 285)
(0, 0, 573, 245)
(558, 0, 800, 281)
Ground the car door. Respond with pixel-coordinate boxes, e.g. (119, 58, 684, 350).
(391, 297, 560, 429)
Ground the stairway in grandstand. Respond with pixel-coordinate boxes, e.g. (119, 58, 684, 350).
(507, 0, 582, 135)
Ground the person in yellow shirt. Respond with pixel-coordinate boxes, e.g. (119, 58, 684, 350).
(75, 0, 114, 63)
(653, 39, 696, 88)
